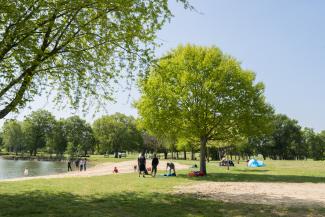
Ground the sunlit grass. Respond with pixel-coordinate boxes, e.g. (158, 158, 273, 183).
(0, 159, 325, 216)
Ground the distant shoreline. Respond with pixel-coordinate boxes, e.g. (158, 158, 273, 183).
(1, 155, 66, 162)
(0, 160, 189, 182)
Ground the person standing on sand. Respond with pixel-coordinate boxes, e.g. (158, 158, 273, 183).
(79, 159, 84, 171)
(75, 158, 80, 169)
(137, 153, 146, 177)
(151, 154, 159, 177)
(68, 159, 73, 171)
(84, 158, 87, 171)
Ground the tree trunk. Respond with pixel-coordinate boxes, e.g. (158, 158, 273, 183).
(164, 151, 167, 159)
(206, 147, 210, 163)
(191, 148, 195, 160)
(200, 137, 207, 175)
(176, 151, 179, 159)
(183, 150, 186, 160)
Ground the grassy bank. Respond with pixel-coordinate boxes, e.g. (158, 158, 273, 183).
(0, 160, 324, 216)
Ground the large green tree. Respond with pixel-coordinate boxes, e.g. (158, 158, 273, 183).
(304, 128, 325, 161)
(46, 119, 67, 157)
(64, 116, 95, 156)
(93, 113, 143, 157)
(22, 109, 56, 155)
(0, 0, 190, 119)
(270, 114, 304, 160)
(136, 44, 273, 174)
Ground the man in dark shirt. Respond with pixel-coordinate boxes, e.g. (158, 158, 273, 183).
(151, 154, 159, 177)
(68, 159, 72, 171)
(137, 153, 146, 177)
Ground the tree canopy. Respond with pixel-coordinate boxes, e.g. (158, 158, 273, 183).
(136, 44, 273, 174)
(0, 0, 190, 119)
(93, 113, 143, 157)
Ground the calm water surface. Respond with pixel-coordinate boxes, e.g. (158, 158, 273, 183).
(0, 157, 68, 180)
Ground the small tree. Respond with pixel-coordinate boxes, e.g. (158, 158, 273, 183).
(2, 120, 25, 154)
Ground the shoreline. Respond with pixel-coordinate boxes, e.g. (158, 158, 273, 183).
(0, 160, 189, 182)
(0, 155, 67, 162)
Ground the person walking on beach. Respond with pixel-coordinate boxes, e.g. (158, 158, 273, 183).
(151, 154, 159, 177)
(68, 159, 73, 171)
(84, 158, 87, 171)
(79, 159, 84, 171)
(75, 158, 80, 169)
(137, 153, 146, 177)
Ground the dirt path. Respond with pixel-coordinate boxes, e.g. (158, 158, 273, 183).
(0, 160, 189, 182)
(174, 182, 325, 206)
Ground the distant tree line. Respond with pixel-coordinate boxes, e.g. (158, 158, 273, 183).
(212, 114, 325, 161)
(0, 110, 324, 161)
(0, 110, 145, 158)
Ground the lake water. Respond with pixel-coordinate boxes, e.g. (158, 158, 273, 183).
(0, 157, 68, 180)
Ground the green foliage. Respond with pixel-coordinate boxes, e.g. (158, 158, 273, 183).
(22, 109, 56, 155)
(64, 116, 95, 156)
(136, 44, 273, 173)
(93, 113, 143, 156)
(2, 119, 25, 154)
(0, 131, 3, 149)
(46, 119, 67, 156)
(0, 0, 190, 119)
(304, 128, 325, 160)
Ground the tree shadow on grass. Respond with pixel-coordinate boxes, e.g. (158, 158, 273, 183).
(0, 191, 323, 217)
(234, 169, 270, 173)
(177, 172, 325, 183)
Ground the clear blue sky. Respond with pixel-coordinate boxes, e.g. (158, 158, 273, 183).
(2, 0, 325, 131)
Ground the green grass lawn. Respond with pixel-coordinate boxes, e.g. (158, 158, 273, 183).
(88, 154, 139, 165)
(0, 160, 325, 216)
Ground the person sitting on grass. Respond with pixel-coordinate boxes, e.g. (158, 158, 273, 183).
(137, 153, 146, 178)
(166, 162, 176, 176)
(113, 167, 119, 174)
(133, 165, 137, 172)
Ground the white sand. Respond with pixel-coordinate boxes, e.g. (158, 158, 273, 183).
(174, 181, 325, 206)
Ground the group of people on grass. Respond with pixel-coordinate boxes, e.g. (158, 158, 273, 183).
(136, 153, 176, 177)
(67, 158, 87, 172)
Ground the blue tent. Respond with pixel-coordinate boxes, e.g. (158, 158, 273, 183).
(248, 159, 265, 167)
